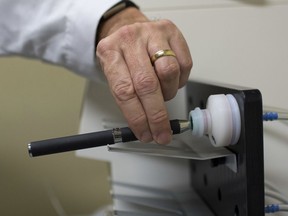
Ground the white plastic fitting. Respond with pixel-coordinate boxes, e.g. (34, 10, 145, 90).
(189, 94, 241, 147)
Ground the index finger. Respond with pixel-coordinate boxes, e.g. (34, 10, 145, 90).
(101, 49, 154, 143)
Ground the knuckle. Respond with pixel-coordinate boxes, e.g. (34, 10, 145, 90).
(96, 38, 112, 56)
(112, 79, 136, 102)
(97, 24, 140, 55)
(117, 25, 137, 45)
(156, 19, 178, 34)
(178, 57, 193, 88)
(96, 39, 119, 67)
(182, 56, 193, 72)
(134, 74, 159, 96)
(129, 113, 146, 128)
(158, 19, 175, 29)
(157, 62, 180, 80)
(150, 109, 169, 124)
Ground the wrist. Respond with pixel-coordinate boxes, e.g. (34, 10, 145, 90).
(97, 7, 148, 43)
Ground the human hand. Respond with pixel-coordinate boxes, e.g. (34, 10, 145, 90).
(96, 7, 192, 144)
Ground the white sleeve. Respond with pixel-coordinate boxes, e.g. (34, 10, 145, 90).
(0, 0, 120, 80)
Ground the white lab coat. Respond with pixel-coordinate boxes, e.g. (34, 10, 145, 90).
(0, 0, 120, 80)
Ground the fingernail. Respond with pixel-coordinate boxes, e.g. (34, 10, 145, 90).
(155, 132, 172, 145)
(140, 131, 153, 143)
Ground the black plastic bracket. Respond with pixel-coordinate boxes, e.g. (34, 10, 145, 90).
(186, 81, 264, 216)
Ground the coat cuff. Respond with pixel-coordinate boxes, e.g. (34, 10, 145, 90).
(66, 0, 121, 81)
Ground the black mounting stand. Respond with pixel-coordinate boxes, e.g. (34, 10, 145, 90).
(186, 81, 264, 216)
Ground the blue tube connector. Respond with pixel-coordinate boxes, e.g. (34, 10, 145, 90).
(263, 112, 278, 121)
(265, 204, 280, 213)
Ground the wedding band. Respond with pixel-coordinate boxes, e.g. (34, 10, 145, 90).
(150, 49, 176, 65)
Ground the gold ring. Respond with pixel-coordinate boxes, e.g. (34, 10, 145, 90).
(150, 49, 176, 65)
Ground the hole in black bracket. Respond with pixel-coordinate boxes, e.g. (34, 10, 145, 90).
(210, 158, 226, 168)
(203, 174, 208, 186)
(188, 96, 194, 107)
(234, 205, 239, 216)
(200, 100, 205, 109)
(218, 188, 222, 201)
(191, 163, 197, 173)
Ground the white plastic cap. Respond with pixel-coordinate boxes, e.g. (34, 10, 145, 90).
(189, 94, 241, 147)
